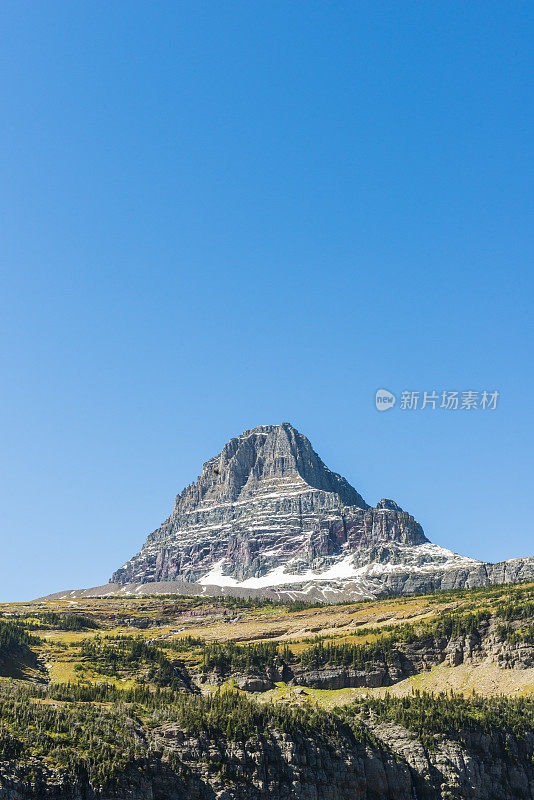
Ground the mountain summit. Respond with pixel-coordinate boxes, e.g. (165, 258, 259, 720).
(111, 422, 506, 599)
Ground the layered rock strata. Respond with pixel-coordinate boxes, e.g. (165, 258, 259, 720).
(110, 422, 533, 599)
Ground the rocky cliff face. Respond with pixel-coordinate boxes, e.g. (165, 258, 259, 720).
(199, 613, 534, 693)
(110, 423, 533, 599)
(1, 717, 532, 800)
(111, 423, 432, 588)
(151, 722, 534, 800)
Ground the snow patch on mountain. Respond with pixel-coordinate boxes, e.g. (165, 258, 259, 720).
(197, 543, 480, 590)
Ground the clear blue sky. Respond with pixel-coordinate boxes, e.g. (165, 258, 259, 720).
(1, 2, 532, 601)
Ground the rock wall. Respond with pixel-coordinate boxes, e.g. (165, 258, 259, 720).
(1, 721, 532, 800)
(111, 424, 428, 586)
(109, 423, 533, 601)
(204, 617, 534, 692)
(376, 556, 534, 596)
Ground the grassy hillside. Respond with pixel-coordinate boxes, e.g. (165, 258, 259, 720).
(1, 580, 533, 695)
(0, 581, 532, 796)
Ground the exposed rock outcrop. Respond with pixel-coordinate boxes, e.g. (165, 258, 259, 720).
(110, 424, 481, 593)
(1, 719, 532, 800)
(105, 423, 534, 601)
(203, 616, 534, 692)
(112, 424, 430, 588)
(375, 555, 534, 596)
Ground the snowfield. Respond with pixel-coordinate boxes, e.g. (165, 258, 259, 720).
(197, 543, 480, 590)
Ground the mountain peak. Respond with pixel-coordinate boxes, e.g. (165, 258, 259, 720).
(174, 423, 367, 512)
(111, 423, 431, 588)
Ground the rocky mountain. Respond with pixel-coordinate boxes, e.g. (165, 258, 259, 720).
(108, 423, 534, 601)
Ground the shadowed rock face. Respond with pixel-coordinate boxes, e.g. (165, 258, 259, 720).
(2, 719, 533, 800)
(111, 423, 427, 587)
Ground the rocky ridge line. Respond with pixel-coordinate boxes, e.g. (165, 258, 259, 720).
(107, 423, 534, 600)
